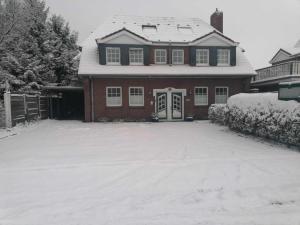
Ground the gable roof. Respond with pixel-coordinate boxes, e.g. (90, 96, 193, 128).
(79, 15, 255, 77)
(269, 48, 292, 64)
(97, 28, 151, 44)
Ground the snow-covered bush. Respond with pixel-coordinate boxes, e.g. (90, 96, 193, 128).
(227, 93, 300, 146)
(208, 104, 229, 125)
(209, 93, 300, 146)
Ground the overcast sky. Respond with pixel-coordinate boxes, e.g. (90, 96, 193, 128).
(45, 0, 300, 69)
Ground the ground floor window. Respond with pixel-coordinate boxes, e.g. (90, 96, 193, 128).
(129, 87, 144, 106)
(215, 87, 228, 104)
(106, 87, 122, 106)
(194, 87, 208, 105)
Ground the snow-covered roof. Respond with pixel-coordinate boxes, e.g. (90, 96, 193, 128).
(84, 15, 218, 44)
(281, 39, 300, 57)
(79, 15, 256, 77)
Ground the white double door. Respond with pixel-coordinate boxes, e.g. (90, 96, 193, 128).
(154, 88, 186, 121)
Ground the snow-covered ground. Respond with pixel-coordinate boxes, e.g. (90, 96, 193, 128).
(0, 120, 300, 225)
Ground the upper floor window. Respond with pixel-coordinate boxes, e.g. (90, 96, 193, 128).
(155, 49, 167, 64)
(129, 48, 144, 65)
(217, 49, 230, 66)
(106, 47, 120, 65)
(172, 49, 184, 65)
(215, 87, 228, 104)
(196, 49, 209, 66)
(106, 87, 122, 106)
(129, 87, 144, 106)
(194, 87, 208, 106)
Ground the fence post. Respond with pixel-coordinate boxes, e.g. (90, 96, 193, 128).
(37, 95, 41, 118)
(23, 94, 27, 121)
(4, 91, 12, 128)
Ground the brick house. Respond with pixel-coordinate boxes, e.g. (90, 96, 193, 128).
(78, 10, 256, 122)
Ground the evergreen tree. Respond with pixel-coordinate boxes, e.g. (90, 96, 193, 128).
(0, 0, 79, 92)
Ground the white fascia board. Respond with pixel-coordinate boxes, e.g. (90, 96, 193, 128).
(96, 30, 152, 45)
(189, 32, 238, 46)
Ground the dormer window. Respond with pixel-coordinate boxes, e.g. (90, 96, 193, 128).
(196, 49, 209, 66)
(142, 24, 157, 35)
(177, 25, 193, 34)
(172, 49, 184, 65)
(106, 47, 120, 65)
(129, 48, 144, 65)
(217, 49, 230, 66)
(155, 49, 167, 64)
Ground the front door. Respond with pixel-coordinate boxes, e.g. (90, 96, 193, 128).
(157, 93, 167, 119)
(172, 93, 182, 119)
(154, 88, 185, 121)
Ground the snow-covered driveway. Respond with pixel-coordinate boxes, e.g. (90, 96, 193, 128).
(0, 120, 300, 225)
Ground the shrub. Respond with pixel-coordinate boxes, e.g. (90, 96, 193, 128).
(209, 93, 300, 147)
(208, 104, 229, 125)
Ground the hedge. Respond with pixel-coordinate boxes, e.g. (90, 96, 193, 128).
(208, 93, 300, 147)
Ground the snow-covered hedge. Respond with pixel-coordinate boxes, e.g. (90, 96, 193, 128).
(208, 104, 228, 125)
(209, 93, 300, 147)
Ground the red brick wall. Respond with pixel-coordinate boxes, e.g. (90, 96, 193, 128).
(83, 77, 250, 122)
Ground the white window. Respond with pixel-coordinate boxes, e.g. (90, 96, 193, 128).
(155, 49, 167, 64)
(196, 49, 209, 66)
(106, 87, 122, 106)
(215, 87, 228, 104)
(172, 49, 184, 65)
(194, 87, 208, 105)
(129, 87, 144, 106)
(217, 49, 230, 66)
(106, 47, 120, 65)
(129, 48, 144, 65)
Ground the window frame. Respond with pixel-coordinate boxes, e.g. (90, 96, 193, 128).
(128, 87, 144, 107)
(129, 48, 144, 65)
(154, 49, 167, 64)
(106, 47, 121, 65)
(194, 87, 208, 106)
(172, 49, 184, 65)
(217, 49, 230, 66)
(106, 86, 122, 107)
(196, 49, 210, 66)
(215, 86, 229, 104)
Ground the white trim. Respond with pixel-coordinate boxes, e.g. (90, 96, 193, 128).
(96, 29, 152, 45)
(217, 49, 230, 66)
(106, 86, 122, 107)
(215, 86, 229, 104)
(129, 48, 144, 66)
(190, 32, 238, 46)
(154, 49, 167, 64)
(128, 87, 144, 107)
(196, 49, 210, 66)
(106, 47, 121, 65)
(194, 87, 208, 106)
(172, 49, 184, 65)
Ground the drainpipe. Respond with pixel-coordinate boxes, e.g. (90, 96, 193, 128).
(168, 41, 172, 66)
(89, 76, 95, 122)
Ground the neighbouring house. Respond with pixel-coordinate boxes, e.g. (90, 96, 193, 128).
(78, 9, 256, 122)
(252, 40, 300, 92)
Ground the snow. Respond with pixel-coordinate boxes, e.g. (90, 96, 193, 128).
(78, 15, 255, 77)
(227, 92, 299, 111)
(1, 120, 300, 225)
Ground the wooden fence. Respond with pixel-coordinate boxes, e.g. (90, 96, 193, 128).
(3, 92, 49, 128)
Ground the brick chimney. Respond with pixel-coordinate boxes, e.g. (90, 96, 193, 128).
(210, 8, 223, 33)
